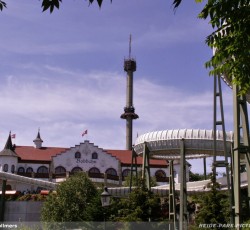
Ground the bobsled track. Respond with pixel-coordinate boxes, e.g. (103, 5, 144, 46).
(0, 170, 247, 197)
(0, 129, 247, 197)
(0, 171, 57, 190)
(108, 172, 248, 197)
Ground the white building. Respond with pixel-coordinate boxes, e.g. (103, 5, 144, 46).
(0, 131, 187, 192)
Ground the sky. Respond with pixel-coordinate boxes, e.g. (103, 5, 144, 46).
(0, 0, 245, 173)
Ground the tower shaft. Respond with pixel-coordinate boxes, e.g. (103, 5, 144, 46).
(126, 69, 133, 107)
(121, 58, 138, 150)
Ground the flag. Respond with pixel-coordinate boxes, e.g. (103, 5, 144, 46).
(82, 130, 88, 137)
(11, 134, 16, 139)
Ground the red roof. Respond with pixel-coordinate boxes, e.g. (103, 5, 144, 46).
(106, 149, 168, 167)
(14, 145, 168, 167)
(15, 146, 68, 161)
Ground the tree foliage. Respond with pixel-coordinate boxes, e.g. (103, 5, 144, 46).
(190, 183, 230, 229)
(189, 170, 206, 182)
(0, 0, 6, 11)
(41, 172, 102, 222)
(123, 171, 157, 187)
(109, 178, 161, 222)
(0, 0, 112, 13)
(199, 0, 250, 95)
(174, 0, 250, 95)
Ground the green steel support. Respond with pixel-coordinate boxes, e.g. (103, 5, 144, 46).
(232, 84, 250, 228)
(203, 157, 207, 180)
(179, 139, 187, 230)
(0, 180, 7, 221)
(230, 143, 235, 225)
(129, 148, 138, 192)
(233, 84, 242, 228)
(238, 94, 250, 217)
(141, 142, 151, 190)
(169, 160, 177, 230)
(213, 75, 233, 223)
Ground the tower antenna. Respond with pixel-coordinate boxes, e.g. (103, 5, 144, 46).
(129, 34, 132, 59)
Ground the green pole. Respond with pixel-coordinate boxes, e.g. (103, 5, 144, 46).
(203, 157, 207, 180)
(180, 139, 187, 230)
(0, 180, 7, 221)
(233, 84, 241, 229)
(169, 160, 177, 230)
(142, 142, 151, 190)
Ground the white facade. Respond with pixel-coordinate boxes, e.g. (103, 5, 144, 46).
(0, 156, 18, 174)
(52, 142, 120, 175)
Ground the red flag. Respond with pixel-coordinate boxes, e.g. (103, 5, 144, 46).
(82, 130, 88, 137)
(11, 134, 16, 139)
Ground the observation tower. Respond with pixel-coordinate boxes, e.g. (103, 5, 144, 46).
(120, 35, 139, 150)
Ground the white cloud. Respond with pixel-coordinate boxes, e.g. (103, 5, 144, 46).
(0, 0, 241, 174)
(0, 65, 235, 152)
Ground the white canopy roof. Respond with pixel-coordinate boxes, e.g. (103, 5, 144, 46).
(134, 129, 234, 159)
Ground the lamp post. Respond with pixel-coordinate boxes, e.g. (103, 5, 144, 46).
(101, 187, 111, 230)
(148, 206, 152, 222)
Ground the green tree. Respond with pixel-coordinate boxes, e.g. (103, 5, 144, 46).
(109, 178, 161, 222)
(190, 181, 230, 229)
(123, 171, 157, 187)
(199, 0, 250, 95)
(189, 170, 206, 182)
(173, 0, 250, 95)
(41, 172, 102, 222)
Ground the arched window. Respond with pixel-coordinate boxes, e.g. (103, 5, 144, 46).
(75, 152, 81, 159)
(55, 166, 66, 174)
(26, 167, 33, 173)
(71, 167, 82, 173)
(37, 166, 48, 173)
(89, 167, 100, 174)
(155, 170, 166, 178)
(11, 165, 15, 173)
(92, 152, 98, 159)
(3, 164, 8, 172)
(122, 169, 130, 178)
(105, 168, 117, 176)
(18, 167, 25, 173)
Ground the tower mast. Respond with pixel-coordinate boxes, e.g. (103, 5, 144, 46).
(121, 35, 139, 150)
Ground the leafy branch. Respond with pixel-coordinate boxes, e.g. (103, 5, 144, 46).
(199, 0, 250, 94)
(0, 0, 6, 11)
(0, 0, 113, 13)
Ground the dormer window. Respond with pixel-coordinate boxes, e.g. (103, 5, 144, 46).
(92, 152, 98, 159)
(75, 152, 81, 159)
